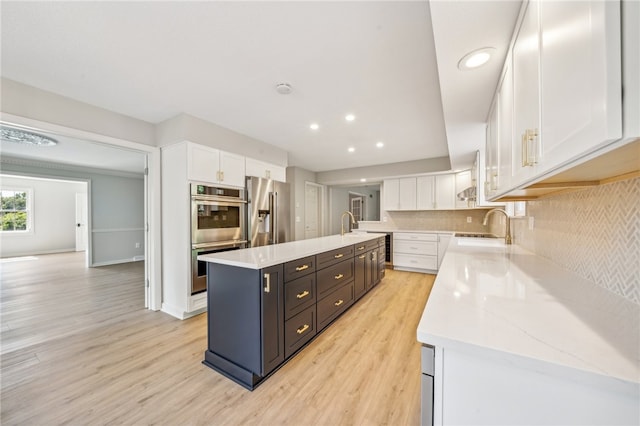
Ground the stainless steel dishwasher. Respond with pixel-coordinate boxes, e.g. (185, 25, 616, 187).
(421, 345, 435, 426)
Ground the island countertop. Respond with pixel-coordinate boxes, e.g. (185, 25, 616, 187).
(417, 237, 640, 386)
(198, 233, 386, 269)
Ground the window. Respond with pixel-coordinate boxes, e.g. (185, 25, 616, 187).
(1, 188, 31, 232)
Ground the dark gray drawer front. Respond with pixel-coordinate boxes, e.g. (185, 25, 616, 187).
(365, 239, 380, 252)
(378, 237, 385, 247)
(316, 245, 354, 270)
(284, 256, 316, 282)
(316, 258, 354, 300)
(284, 305, 316, 358)
(354, 242, 367, 254)
(317, 281, 354, 331)
(284, 274, 316, 320)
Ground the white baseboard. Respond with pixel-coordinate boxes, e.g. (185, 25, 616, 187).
(0, 248, 76, 259)
(92, 257, 143, 267)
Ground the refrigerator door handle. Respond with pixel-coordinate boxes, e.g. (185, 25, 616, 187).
(273, 191, 278, 244)
(268, 191, 275, 244)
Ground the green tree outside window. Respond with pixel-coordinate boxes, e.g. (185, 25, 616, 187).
(1, 190, 29, 231)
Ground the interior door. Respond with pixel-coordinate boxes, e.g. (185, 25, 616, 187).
(75, 192, 88, 252)
(304, 183, 320, 239)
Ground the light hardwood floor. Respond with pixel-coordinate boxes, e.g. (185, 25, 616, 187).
(1, 252, 435, 425)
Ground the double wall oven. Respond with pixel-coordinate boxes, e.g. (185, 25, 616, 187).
(191, 184, 246, 294)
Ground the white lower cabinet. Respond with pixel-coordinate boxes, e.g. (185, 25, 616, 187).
(393, 232, 438, 273)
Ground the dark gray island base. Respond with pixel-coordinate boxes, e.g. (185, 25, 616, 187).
(202, 236, 385, 390)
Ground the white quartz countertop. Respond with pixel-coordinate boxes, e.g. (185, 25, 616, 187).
(198, 233, 386, 269)
(417, 237, 640, 385)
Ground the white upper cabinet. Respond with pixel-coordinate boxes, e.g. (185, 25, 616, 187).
(384, 178, 418, 210)
(383, 179, 400, 211)
(245, 158, 286, 182)
(416, 176, 435, 210)
(538, 0, 622, 169)
(498, 55, 513, 193)
(487, 0, 625, 200)
(187, 142, 246, 187)
(219, 151, 246, 187)
(188, 143, 219, 184)
(398, 178, 417, 210)
(511, 0, 541, 185)
(435, 174, 455, 210)
(485, 103, 499, 198)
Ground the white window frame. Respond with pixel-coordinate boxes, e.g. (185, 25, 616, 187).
(0, 186, 34, 234)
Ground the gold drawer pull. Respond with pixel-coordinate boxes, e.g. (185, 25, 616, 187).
(295, 264, 309, 272)
(334, 253, 344, 259)
(334, 273, 344, 280)
(296, 324, 310, 334)
(334, 299, 344, 307)
(357, 246, 365, 250)
(296, 290, 310, 299)
(358, 254, 366, 259)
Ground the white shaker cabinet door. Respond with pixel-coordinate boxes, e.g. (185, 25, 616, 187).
(219, 151, 246, 187)
(398, 178, 417, 210)
(511, 0, 541, 186)
(187, 143, 220, 184)
(539, 0, 622, 170)
(416, 176, 435, 210)
(383, 179, 400, 211)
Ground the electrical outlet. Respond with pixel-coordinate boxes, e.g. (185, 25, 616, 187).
(466, 217, 472, 223)
(383, 216, 388, 222)
(135, 242, 140, 248)
(528, 216, 535, 230)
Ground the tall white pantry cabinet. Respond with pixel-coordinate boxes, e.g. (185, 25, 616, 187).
(160, 141, 285, 319)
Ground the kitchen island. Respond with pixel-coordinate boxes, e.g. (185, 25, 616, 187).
(417, 237, 640, 425)
(199, 233, 386, 389)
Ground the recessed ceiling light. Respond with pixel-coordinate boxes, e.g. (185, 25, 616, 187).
(360, 178, 367, 182)
(345, 114, 356, 122)
(376, 141, 384, 148)
(310, 123, 319, 130)
(348, 147, 355, 153)
(457, 47, 495, 70)
(1, 127, 58, 146)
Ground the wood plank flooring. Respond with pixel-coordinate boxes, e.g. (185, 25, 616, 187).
(1, 252, 435, 425)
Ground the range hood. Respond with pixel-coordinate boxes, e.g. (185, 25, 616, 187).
(456, 186, 477, 201)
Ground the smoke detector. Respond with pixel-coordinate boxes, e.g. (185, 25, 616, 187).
(275, 83, 292, 95)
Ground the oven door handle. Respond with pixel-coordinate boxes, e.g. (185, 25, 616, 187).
(192, 240, 247, 250)
(192, 199, 246, 206)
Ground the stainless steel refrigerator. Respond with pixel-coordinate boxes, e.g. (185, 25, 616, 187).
(246, 176, 291, 247)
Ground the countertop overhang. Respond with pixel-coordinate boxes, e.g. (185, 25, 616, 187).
(198, 233, 386, 269)
(417, 237, 640, 387)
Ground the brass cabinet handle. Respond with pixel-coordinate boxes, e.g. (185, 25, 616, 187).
(296, 324, 310, 334)
(296, 290, 310, 299)
(295, 264, 309, 272)
(357, 246, 365, 250)
(358, 254, 366, 259)
(334, 253, 344, 259)
(334, 299, 344, 307)
(334, 274, 344, 280)
(263, 273, 270, 293)
(522, 128, 539, 167)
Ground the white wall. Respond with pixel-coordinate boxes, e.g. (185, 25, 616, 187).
(1, 78, 155, 147)
(0, 175, 86, 257)
(329, 187, 350, 235)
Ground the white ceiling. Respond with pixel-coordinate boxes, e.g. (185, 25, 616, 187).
(0, 1, 521, 174)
